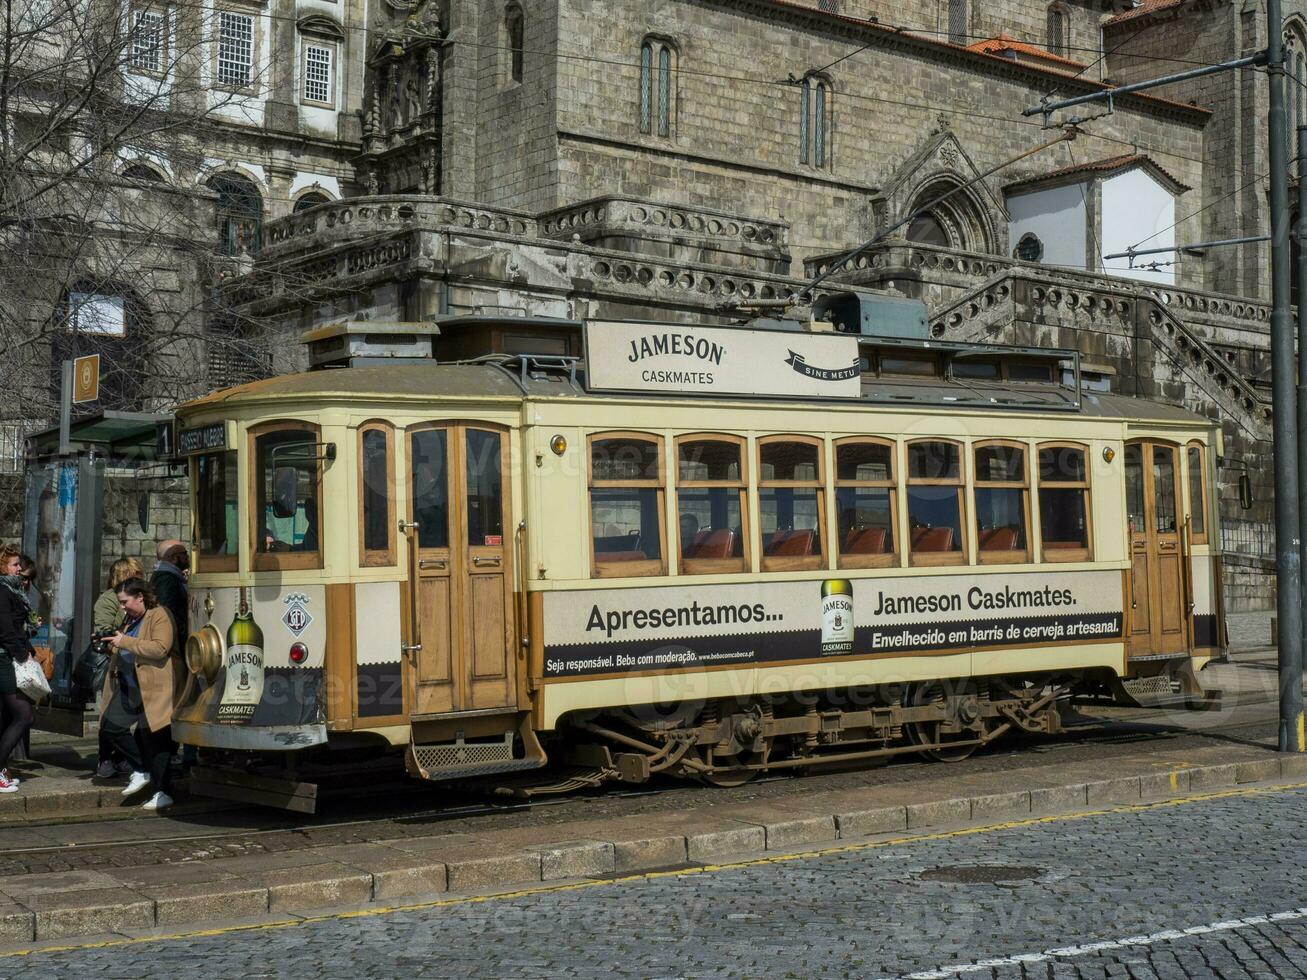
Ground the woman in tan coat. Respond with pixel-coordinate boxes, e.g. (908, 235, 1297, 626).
(103, 577, 181, 810)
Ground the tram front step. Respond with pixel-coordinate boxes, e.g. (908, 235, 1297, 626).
(406, 726, 547, 781)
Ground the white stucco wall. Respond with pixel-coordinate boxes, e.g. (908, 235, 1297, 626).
(1100, 168, 1176, 286)
(1005, 182, 1088, 271)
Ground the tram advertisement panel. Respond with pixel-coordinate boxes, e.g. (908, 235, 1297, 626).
(585, 320, 862, 399)
(541, 570, 1124, 679)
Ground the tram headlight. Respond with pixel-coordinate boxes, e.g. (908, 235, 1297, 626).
(550, 434, 567, 456)
(1102, 447, 1116, 463)
(185, 624, 223, 682)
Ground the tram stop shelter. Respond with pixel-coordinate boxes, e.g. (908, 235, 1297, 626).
(22, 410, 175, 734)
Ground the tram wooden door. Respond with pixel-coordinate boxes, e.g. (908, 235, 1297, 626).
(404, 423, 517, 715)
(1124, 441, 1188, 657)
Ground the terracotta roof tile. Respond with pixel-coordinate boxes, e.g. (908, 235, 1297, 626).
(965, 34, 1087, 72)
(1104, 0, 1187, 27)
(1003, 152, 1192, 192)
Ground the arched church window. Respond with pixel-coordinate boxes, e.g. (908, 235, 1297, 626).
(294, 191, 331, 213)
(121, 162, 163, 182)
(505, 4, 524, 84)
(907, 213, 950, 247)
(1014, 233, 1044, 263)
(948, 0, 967, 44)
(639, 37, 676, 138)
(207, 171, 262, 257)
(1046, 4, 1067, 58)
(799, 74, 831, 169)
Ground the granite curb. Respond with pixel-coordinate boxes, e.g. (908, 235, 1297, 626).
(1, 746, 1305, 948)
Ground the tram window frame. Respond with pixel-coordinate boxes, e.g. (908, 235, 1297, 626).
(193, 449, 238, 573)
(249, 420, 325, 572)
(1186, 441, 1208, 545)
(588, 431, 667, 578)
(675, 433, 749, 575)
(834, 437, 898, 569)
(358, 421, 396, 567)
(757, 435, 825, 572)
(1036, 441, 1093, 563)
(972, 440, 1031, 565)
(878, 352, 940, 378)
(905, 438, 967, 567)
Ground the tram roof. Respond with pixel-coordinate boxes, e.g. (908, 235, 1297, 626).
(180, 362, 1214, 428)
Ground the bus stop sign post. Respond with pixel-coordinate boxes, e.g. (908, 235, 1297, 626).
(59, 354, 100, 455)
(1266, 0, 1305, 754)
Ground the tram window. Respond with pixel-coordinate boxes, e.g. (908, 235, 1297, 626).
(1124, 444, 1145, 536)
(1007, 362, 1054, 383)
(677, 436, 748, 573)
(952, 358, 1001, 379)
(410, 428, 449, 550)
(1037, 443, 1091, 561)
(758, 438, 824, 571)
(835, 439, 896, 568)
(252, 424, 323, 570)
(880, 353, 939, 377)
(1187, 443, 1208, 543)
(465, 429, 504, 545)
(906, 440, 964, 564)
(359, 424, 395, 566)
(973, 442, 1030, 563)
(589, 434, 665, 577)
(1152, 445, 1178, 533)
(195, 451, 237, 572)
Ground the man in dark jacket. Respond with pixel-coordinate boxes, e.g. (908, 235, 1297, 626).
(151, 540, 188, 654)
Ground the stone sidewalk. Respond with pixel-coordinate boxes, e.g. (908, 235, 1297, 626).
(1, 739, 1304, 950)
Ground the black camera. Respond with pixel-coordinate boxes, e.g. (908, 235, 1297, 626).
(90, 628, 117, 655)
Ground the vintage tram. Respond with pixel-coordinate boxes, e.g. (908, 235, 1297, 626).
(171, 300, 1229, 808)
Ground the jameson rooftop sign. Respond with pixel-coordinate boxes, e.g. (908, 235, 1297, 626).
(584, 320, 862, 399)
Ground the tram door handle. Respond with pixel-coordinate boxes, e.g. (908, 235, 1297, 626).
(473, 557, 501, 567)
(419, 558, 447, 569)
(401, 643, 422, 660)
(398, 519, 420, 533)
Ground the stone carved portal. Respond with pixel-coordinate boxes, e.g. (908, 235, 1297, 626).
(358, 1, 444, 195)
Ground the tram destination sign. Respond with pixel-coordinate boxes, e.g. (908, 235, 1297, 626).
(585, 320, 862, 399)
(541, 569, 1124, 679)
(177, 421, 228, 455)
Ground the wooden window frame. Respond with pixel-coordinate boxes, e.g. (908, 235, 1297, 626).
(588, 431, 667, 579)
(675, 433, 749, 575)
(192, 449, 238, 573)
(1036, 441, 1093, 563)
(358, 421, 396, 568)
(834, 436, 898, 570)
(249, 419, 325, 572)
(757, 434, 826, 573)
(972, 439, 1032, 565)
(300, 37, 336, 109)
(1186, 441, 1209, 545)
(906, 438, 967, 567)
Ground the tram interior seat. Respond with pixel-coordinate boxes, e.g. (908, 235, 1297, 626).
(687, 528, 737, 559)
(978, 526, 1020, 551)
(911, 526, 954, 552)
(841, 526, 888, 555)
(765, 529, 816, 557)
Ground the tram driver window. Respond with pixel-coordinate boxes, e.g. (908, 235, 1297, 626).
(1037, 443, 1091, 562)
(835, 439, 896, 568)
(758, 438, 824, 571)
(589, 434, 665, 577)
(359, 423, 395, 566)
(973, 442, 1030, 564)
(676, 436, 748, 574)
(1187, 443, 1208, 544)
(906, 440, 965, 565)
(252, 424, 324, 570)
(195, 450, 237, 572)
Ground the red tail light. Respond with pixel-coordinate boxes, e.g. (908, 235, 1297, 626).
(289, 642, 308, 664)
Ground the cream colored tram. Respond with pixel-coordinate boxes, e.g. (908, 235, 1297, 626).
(172, 309, 1227, 807)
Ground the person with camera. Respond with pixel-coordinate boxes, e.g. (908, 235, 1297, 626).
(102, 577, 181, 810)
(91, 557, 143, 780)
(0, 545, 35, 794)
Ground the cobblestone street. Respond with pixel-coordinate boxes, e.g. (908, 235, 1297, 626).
(3, 781, 1304, 979)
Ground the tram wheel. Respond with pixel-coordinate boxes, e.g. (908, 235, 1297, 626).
(693, 701, 772, 787)
(904, 680, 987, 763)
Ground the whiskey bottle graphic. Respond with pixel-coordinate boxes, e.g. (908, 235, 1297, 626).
(820, 579, 854, 656)
(218, 586, 266, 723)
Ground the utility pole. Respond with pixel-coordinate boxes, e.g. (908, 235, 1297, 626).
(1267, 0, 1304, 753)
(1297, 121, 1307, 753)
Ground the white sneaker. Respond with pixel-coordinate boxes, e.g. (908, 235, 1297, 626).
(121, 771, 151, 797)
(0, 769, 17, 787)
(141, 791, 173, 811)
(0, 772, 17, 794)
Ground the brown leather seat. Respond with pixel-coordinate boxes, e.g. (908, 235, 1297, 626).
(687, 528, 736, 559)
(979, 526, 1019, 551)
(766, 529, 816, 557)
(842, 526, 888, 555)
(911, 526, 954, 552)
